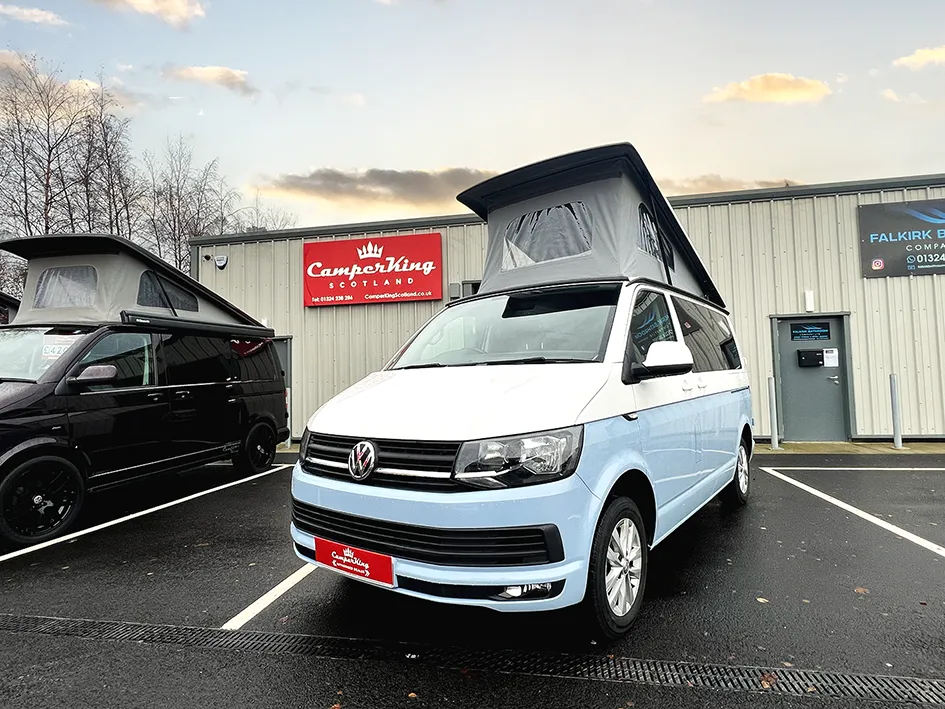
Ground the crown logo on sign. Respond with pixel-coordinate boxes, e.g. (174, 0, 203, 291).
(357, 241, 383, 260)
(343, 547, 355, 559)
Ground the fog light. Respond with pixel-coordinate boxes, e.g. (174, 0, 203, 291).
(497, 582, 553, 600)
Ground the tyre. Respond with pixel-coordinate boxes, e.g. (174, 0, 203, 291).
(720, 440, 751, 507)
(0, 456, 86, 546)
(232, 421, 277, 475)
(584, 496, 648, 640)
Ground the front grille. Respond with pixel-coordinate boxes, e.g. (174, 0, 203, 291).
(292, 499, 563, 567)
(301, 433, 463, 492)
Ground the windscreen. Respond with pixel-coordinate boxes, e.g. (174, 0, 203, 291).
(390, 285, 620, 369)
(0, 327, 89, 382)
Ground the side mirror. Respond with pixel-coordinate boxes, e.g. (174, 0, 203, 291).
(623, 341, 694, 384)
(69, 364, 118, 385)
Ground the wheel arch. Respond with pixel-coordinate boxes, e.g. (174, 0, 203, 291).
(0, 437, 89, 481)
(601, 469, 657, 547)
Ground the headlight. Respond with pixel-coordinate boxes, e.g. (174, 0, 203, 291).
(299, 427, 312, 461)
(453, 425, 583, 489)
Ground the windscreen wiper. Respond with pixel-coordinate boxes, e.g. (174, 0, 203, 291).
(0, 377, 34, 383)
(478, 357, 592, 365)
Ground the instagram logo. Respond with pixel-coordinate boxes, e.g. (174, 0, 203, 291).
(871, 258, 884, 270)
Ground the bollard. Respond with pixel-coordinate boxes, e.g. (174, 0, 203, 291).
(768, 376, 781, 450)
(890, 373, 903, 450)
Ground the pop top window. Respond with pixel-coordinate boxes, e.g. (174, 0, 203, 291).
(500, 201, 593, 271)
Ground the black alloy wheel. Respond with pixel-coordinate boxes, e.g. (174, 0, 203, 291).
(0, 456, 85, 546)
(234, 422, 277, 474)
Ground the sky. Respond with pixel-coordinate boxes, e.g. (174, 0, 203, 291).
(2, 0, 945, 227)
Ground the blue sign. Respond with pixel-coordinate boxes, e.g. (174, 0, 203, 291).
(790, 322, 830, 341)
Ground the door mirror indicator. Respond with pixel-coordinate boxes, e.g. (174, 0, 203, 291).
(69, 364, 119, 385)
(624, 341, 694, 384)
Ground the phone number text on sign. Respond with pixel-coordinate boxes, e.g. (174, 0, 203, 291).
(303, 233, 443, 307)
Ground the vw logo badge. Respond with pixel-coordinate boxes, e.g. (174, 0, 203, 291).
(348, 440, 377, 481)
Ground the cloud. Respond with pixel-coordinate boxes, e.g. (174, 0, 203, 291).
(0, 49, 20, 73)
(893, 45, 945, 70)
(836, 73, 849, 84)
(259, 167, 498, 208)
(163, 65, 258, 96)
(880, 88, 927, 105)
(116, 63, 134, 72)
(659, 175, 801, 196)
(703, 72, 832, 105)
(338, 92, 366, 107)
(0, 3, 67, 25)
(89, 0, 205, 28)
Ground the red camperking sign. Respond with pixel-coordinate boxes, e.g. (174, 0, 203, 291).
(303, 233, 443, 307)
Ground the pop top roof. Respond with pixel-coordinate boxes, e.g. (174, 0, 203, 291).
(456, 143, 725, 309)
(0, 234, 273, 337)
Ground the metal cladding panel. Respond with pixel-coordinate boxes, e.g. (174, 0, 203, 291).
(197, 223, 487, 438)
(674, 184, 945, 438)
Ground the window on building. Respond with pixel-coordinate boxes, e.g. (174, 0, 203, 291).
(33, 266, 98, 309)
(137, 271, 199, 312)
(160, 334, 234, 385)
(672, 296, 740, 372)
(462, 281, 481, 298)
(628, 290, 676, 363)
(78, 332, 154, 390)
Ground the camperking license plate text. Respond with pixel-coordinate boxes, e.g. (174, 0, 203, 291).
(314, 537, 395, 587)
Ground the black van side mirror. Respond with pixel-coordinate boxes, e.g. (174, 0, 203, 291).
(68, 364, 119, 385)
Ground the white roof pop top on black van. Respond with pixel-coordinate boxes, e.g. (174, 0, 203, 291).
(0, 234, 273, 339)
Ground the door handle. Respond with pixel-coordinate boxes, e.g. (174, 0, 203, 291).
(697, 381, 708, 389)
(173, 389, 192, 399)
(681, 382, 693, 392)
(227, 398, 237, 404)
(147, 392, 163, 401)
(827, 376, 840, 385)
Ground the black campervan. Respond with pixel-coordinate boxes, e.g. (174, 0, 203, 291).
(0, 234, 289, 546)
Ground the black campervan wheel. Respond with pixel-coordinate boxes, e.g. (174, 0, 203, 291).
(0, 456, 85, 545)
(234, 422, 277, 474)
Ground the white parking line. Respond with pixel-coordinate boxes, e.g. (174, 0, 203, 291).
(220, 564, 316, 630)
(0, 464, 293, 564)
(760, 467, 945, 559)
(767, 467, 945, 472)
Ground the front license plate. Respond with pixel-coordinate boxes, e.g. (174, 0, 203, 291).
(314, 538, 394, 587)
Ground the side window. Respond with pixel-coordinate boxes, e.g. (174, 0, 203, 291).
(160, 334, 234, 385)
(78, 332, 154, 390)
(628, 290, 676, 362)
(34, 266, 98, 309)
(673, 297, 737, 372)
(137, 272, 199, 312)
(229, 339, 278, 381)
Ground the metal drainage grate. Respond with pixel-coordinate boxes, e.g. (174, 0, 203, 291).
(2, 613, 945, 705)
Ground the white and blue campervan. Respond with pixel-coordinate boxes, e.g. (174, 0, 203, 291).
(289, 144, 753, 639)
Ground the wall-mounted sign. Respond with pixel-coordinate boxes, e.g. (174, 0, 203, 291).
(303, 233, 443, 307)
(858, 199, 945, 278)
(790, 322, 831, 341)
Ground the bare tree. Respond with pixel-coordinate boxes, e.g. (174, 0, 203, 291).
(0, 52, 299, 287)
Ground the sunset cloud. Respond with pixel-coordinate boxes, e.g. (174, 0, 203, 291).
(659, 175, 801, 195)
(259, 167, 497, 208)
(893, 46, 945, 70)
(89, 0, 205, 28)
(703, 72, 832, 105)
(880, 88, 927, 105)
(0, 3, 67, 25)
(163, 65, 258, 96)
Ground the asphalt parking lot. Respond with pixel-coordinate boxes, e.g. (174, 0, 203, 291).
(1, 452, 944, 709)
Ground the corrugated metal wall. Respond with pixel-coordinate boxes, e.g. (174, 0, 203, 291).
(675, 185, 945, 439)
(197, 183, 945, 440)
(197, 222, 488, 438)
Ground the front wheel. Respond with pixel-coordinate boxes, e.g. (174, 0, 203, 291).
(584, 496, 648, 640)
(232, 422, 277, 475)
(0, 456, 86, 546)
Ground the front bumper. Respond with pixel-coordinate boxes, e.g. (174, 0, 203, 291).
(289, 461, 600, 612)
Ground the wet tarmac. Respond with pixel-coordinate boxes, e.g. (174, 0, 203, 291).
(1, 453, 943, 708)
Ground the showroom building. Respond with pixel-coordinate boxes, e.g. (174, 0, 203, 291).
(191, 172, 945, 443)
